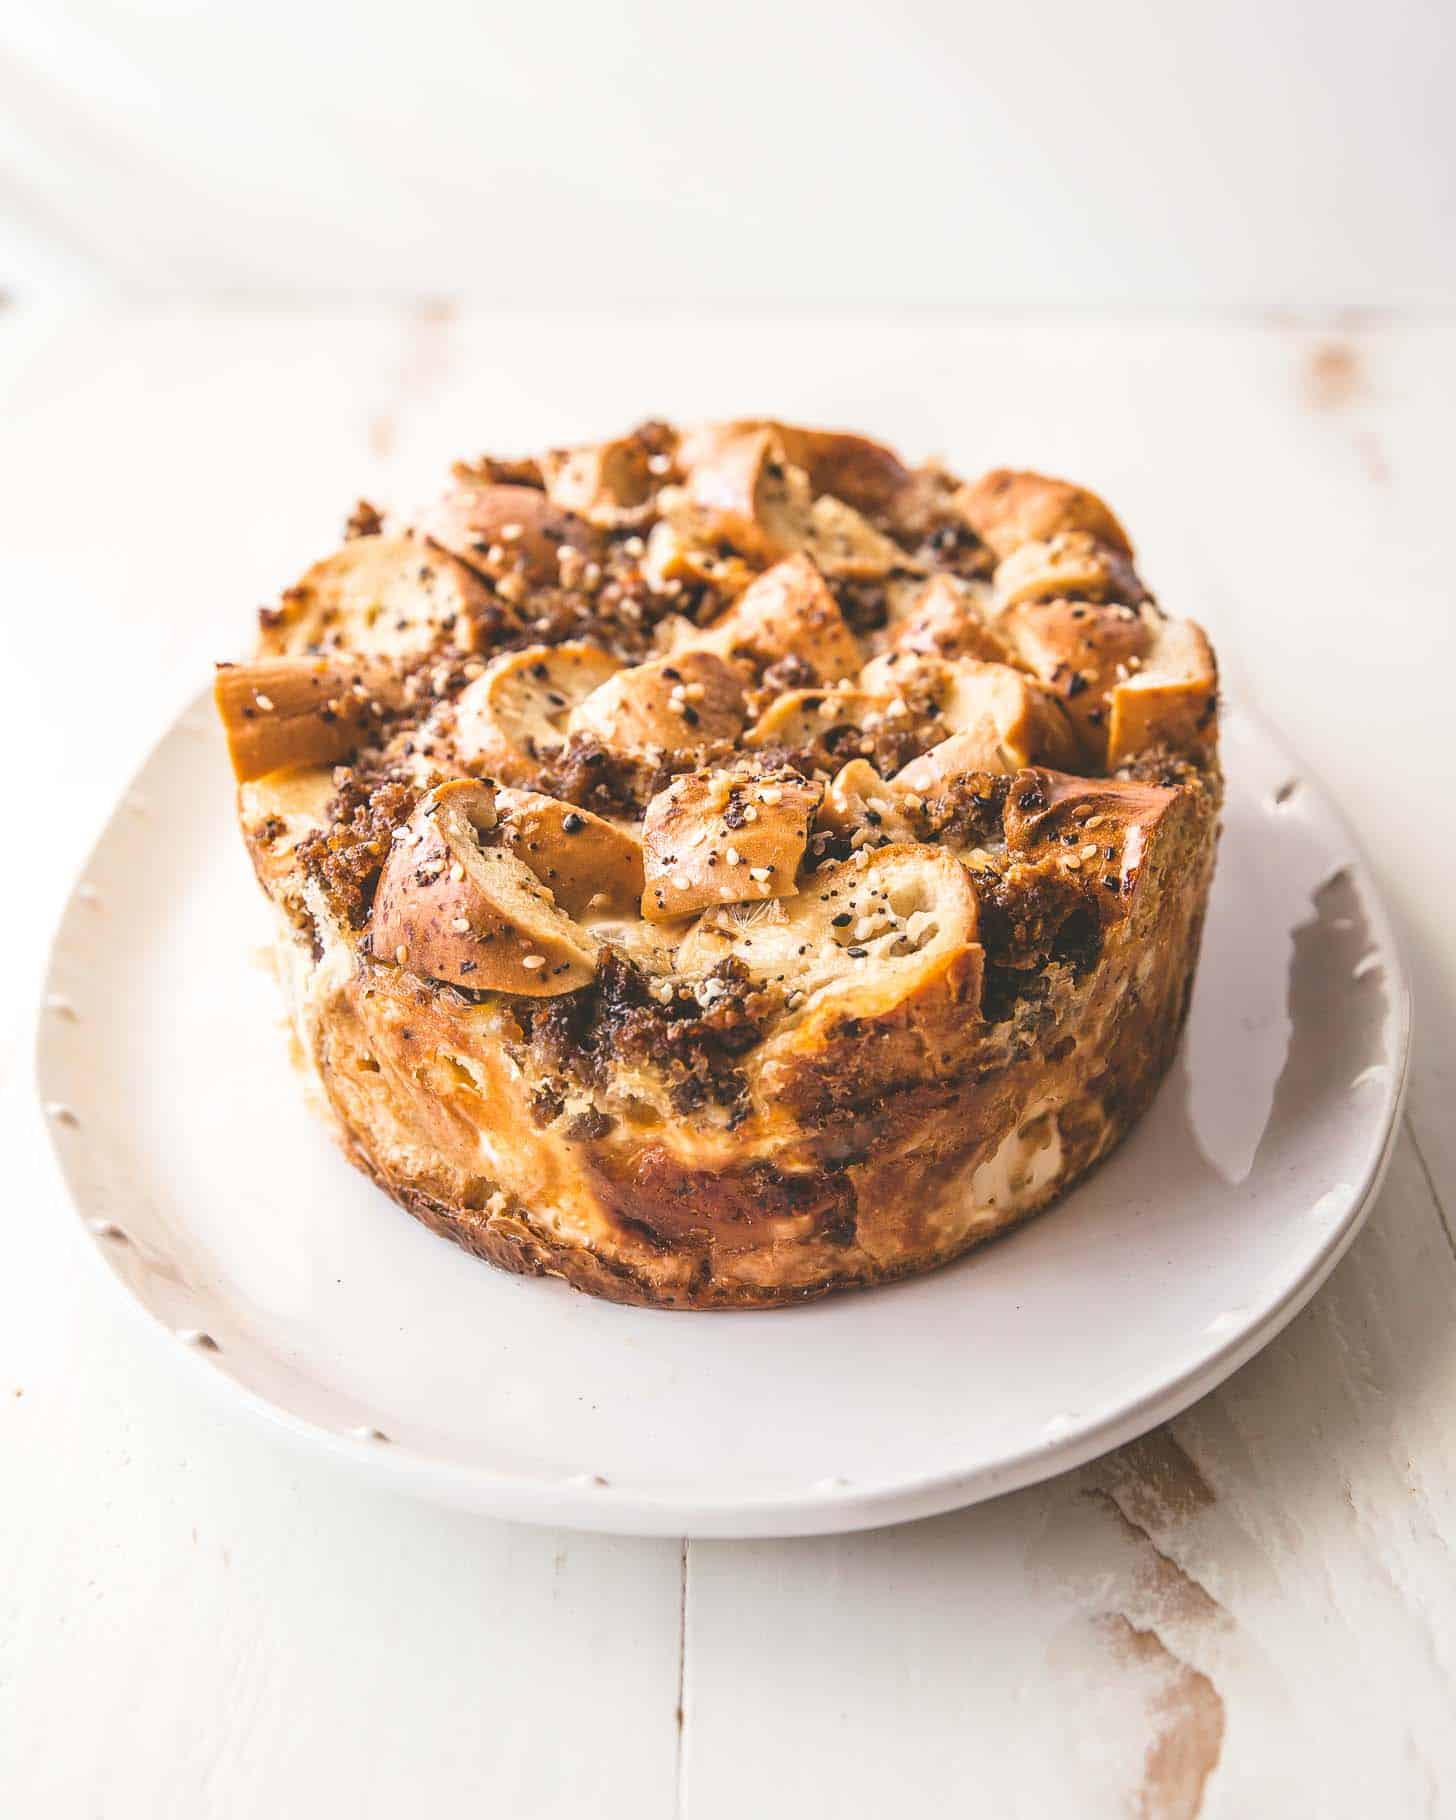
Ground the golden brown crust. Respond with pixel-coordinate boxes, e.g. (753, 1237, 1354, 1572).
(419, 482, 598, 586)
(957, 470, 1133, 560)
(215, 657, 397, 782)
(226, 420, 1221, 1309)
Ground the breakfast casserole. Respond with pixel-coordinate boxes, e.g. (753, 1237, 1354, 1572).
(216, 419, 1220, 1308)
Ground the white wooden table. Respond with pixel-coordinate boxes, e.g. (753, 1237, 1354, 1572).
(2, 307, 1453, 1819)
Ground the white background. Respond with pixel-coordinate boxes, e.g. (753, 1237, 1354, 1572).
(3, 6, 1456, 1817)
(0, 0, 1452, 311)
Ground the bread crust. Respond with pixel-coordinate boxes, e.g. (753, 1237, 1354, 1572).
(224, 423, 1220, 1309)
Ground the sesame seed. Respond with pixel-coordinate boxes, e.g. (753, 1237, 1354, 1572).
(1081, 843, 1099, 860)
(394, 944, 409, 964)
(673, 875, 691, 890)
(726, 846, 742, 866)
(623, 535, 646, 556)
(451, 916, 471, 933)
(499, 522, 523, 541)
(759, 785, 783, 805)
(587, 892, 609, 909)
(740, 805, 759, 822)
(647, 453, 672, 475)
(522, 954, 546, 970)
(253, 693, 275, 711)
(749, 866, 772, 882)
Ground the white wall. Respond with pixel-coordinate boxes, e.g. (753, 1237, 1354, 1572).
(1, 0, 1452, 310)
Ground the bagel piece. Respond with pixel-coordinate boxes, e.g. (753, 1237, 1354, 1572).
(886, 574, 1008, 662)
(494, 790, 645, 920)
(258, 534, 494, 660)
(418, 481, 597, 585)
(694, 553, 863, 684)
(452, 642, 623, 783)
(567, 650, 747, 761)
(221, 420, 1221, 1308)
(372, 780, 597, 995)
(215, 656, 401, 782)
(640, 767, 822, 920)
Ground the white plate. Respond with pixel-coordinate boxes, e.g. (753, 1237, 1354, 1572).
(37, 695, 1408, 1538)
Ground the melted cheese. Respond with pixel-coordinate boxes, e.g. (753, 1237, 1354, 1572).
(970, 1107, 1063, 1218)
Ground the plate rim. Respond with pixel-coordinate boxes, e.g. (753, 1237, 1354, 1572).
(35, 692, 1413, 1538)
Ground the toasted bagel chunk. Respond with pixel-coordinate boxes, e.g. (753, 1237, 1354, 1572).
(641, 517, 760, 597)
(1106, 619, 1218, 765)
(697, 553, 862, 684)
(888, 574, 1008, 662)
(860, 655, 1080, 784)
(419, 482, 596, 584)
(1002, 767, 1193, 922)
(744, 686, 896, 752)
(992, 533, 1146, 610)
(567, 650, 746, 761)
(221, 424, 1220, 1308)
(453, 642, 623, 784)
(678, 845, 984, 1116)
(641, 767, 821, 921)
(372, 781, 597, 995)
(815, 758, 924, 844)
(956, 469, 1132, 560)
(215, 657, 400, 782)
(805, 494, 919, 580)
(495, 790, 645, 919)
(674, 424, 811, 563)
(678, 420, 911, 515)
(538, 427, 671, 527)
(259, 534, 491, 661)
(997, 598, 1153, 763)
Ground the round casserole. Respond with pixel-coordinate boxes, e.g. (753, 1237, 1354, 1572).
(217, 420, 1220, 1308)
